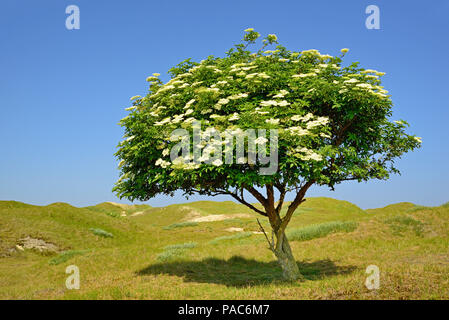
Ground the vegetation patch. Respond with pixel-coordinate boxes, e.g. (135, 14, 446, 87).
(89, 228, 113, 238)
(156, 249, 186, 262)
(287, 221, 358, 242)
(157, 242, 197, 262)
(105, 211, 121, 218)
(384, 215, 424, 236)
(406, 205, 429, 213)
(209, 232, 253, 245)
(163, 221, 198, 230)
(49, 250, 89, 265)
(163, 242, 197, 250)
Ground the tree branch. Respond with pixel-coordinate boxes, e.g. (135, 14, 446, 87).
(274, 183, 287, 214)
(257, 218, 275, 252)
(189, 187, 267, 216)
(280, 180, 315, 232)
(266, 184, 275, 212)
(228, 191, 267, 216)
(245, 186, 268, 209)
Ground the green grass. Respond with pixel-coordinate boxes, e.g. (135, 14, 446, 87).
(89, 228, 114, 238)
(157, 242, 198, 262)
(287, 221, 358, 242)
(1, 198, 448, 299)
(292, 207, 314, 216)
(163, 242, 198, 250)
(156, 248, 187, 262)
(405, 205, 429, 213)
(209, 232, 253, 244)
(163, 221, 199, 230)
(384, 215, 425, 236)
(48, 250, 90, 265)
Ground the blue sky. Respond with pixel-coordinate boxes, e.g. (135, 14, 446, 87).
(1, 0, 448, 209)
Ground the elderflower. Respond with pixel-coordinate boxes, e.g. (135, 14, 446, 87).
(266, 118, 280, 125)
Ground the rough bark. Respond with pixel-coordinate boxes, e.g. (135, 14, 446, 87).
(273, 232, 302, 281)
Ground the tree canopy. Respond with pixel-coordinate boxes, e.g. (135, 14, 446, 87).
(114, 29, 421, 204)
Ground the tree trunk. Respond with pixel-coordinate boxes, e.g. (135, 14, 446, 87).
(273, 232, 303, 281)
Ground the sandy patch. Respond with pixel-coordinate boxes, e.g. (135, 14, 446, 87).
(179, 206, 203, 221)
(19, 237, 58, 253)
(130, 211, 144, 217)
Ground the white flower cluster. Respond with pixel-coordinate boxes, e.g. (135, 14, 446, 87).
(285, 113, 329, 138)
(265, 118, 280, 125)
(260, 100, 290, 107)
(227, 93, 249, 100)
(155, 158, 171, 168)
(230, 62, 257, 74)
(340, 74, 389, 98)
(272, 90, 289, 98)
(245, 72, 270, 79)
(292, 73, 317, 78)
(290, 147, 323, 161)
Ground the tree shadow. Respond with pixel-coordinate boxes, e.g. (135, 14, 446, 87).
(136, 256, 357, 287)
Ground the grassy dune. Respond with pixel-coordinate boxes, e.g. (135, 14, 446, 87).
(0, 198, 448, 299)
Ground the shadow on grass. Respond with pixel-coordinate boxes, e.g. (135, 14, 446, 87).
(137, 256, 356, 287)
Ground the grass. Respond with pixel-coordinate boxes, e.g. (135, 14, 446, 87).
(163, 242, 198, 250)
(292, 207, 314, 216)
(156, 248, 187, 262)
(383, 215, 425, 236)
(89, 228, 114, 238)
(405, 205, 429, 213)
(85, 202, 151, 218)
(287, 221, 358, 242)
(0, 197, 448, 299)
(48, 250, 90, 265)
(163, 221, 199, 230)
(209, 232, 253, 245)
(157, 242, 198, 262)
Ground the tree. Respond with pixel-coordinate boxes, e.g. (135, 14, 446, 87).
(114, 29, 421, 280)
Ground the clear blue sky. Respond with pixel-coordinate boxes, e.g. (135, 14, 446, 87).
(1, 0, 448, 209)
